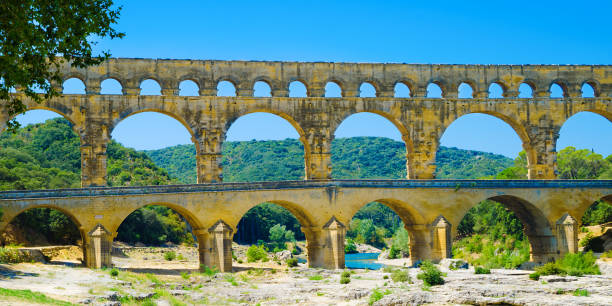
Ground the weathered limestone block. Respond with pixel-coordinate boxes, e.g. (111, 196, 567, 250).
(430, 216, 452, 261)
(198, 221, 233, 272)
(80, 121, 110, 187)
(555, 213, 578, 255)
(405, 224, 431, 263)
(85, 224, 113, 269)
(322, 217, 346, 269)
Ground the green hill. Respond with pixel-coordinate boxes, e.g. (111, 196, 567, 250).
(145, 137, 515, 183)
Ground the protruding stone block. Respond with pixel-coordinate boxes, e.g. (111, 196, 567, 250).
(431, 216, 451, 261)
(201, 220, 233, 272)
(322, 217, 346, 269)
(556, 213, 578, 255)
(86, 224, 112, 269)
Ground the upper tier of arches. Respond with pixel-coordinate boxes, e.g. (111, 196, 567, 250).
(40, 58, 612, 98)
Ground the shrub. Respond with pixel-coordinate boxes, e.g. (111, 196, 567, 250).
(390, 269, 410, 282)
(528, 272, 540, 280)
(200, 265, 218, 277)
(246, 245, 268, 262)
(224, 274, 238, 286)
(417, 261, 444, 286)
(341, 270, 351, 278)
(340, 276, 350, 284)
(180, 271, 189, 280)
(580, 232, 604, 252)
(286, 258, 298, 267)
(164, 251, 176, 261)
(449, 260, 468, 270)
(573, 289, 589, 297)
(388, 245, 400, 259)
(558, 252, 600, 276)
(535, 262, 564, 276)
(474, 267, 490, 274)
(309, 274, 323, 281)
(601, 250, 612, 259)
(109, 268, 119, 277)
(345, 239, 358, 254)
(0, 248, 31, 264)
(383, 275, 389, 279)
(368, 288, 391, 305)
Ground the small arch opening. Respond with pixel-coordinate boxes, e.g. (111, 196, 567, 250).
(394, 83, 411, 98)
(581, 83, 595, 98)
(489, 83, 504, 98)
(253, 81, 272, 97)
(217, 81, 236, 97)
(359, 82, 377, 98)
(550, 83, 565, 98)
(289, 81, 307, 97)
(458, 83, 473, 98)
(101, 79, 123, 95)
(140, 79, 162, 96)
(179, 80, 199, 96)
(426, 83, 442, 98)
(325, 82, 342, 98)
(62, 78, 86, 94)
(518, 83, 534, 98)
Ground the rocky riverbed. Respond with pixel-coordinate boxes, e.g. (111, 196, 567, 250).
(0, 245, 611, 305)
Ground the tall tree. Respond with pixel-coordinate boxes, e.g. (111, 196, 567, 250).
(0, 0, 124, 131)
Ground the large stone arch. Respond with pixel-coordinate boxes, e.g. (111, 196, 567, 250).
(111, 108, 198, 140)
(452, 194, 556, 264)
(0, 204, 84, 236)
(331, 108, 412, 147)
(1, 104, 80, 134)
(110, 201, 204, 236)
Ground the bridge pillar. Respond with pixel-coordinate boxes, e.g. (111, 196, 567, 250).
(303, 218, 346, 269)
(303, 126, 332, 180)
(198, 221, 233, 272)
(529, 234, 558, 264)
(524, 120, 560, 179)
(405, 224, 432, 263)
(85, 224, 113, 269)
(407, 135, 437, 179)
(195, 129, 223, 183)
(80, 120, 110, 187)
(430, 216, 452, 261)
(555, 214, 578, 255)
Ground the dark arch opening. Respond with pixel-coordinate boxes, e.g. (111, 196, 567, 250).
(140, 79, 162, 96)
(223, 112, 305, 182)
(101, 78, 123, 95)
(179, 80, 199, 96)
(62, 78, 86, 94)
(1, 207, 84, 263)
(332, 112, 406, 179)
(2, 110, 81, 189)
(114, 204, 199, 273)
(438, 113, 525, 179)
(458, 82, 473, 98)
(110, 111, 195, 185)
(234, 202, 305, 258)
(579, 197, 612, 253)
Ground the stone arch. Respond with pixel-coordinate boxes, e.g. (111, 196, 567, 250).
(61, 73, 87, 85)
(0, 204, 84, 235)
(2, 106, 79, 134)
(488, 81, 507, 98)
(581, 80, 600, 97)
(138, 78, 163, 95)
(62, 77, 87, 94)
(442, 111, 530, 149)
(426, 80, 446, 98)
(100, 77, 124, 95)
(215, 76, 240, 89)
(456, 194, 556, 263)
(561, 110, 612, 127)
(549, 80, 569, 98)
(359, 80, 380, 97)
(252, 78, 273, 97)
(287, 79, 309, 97)
(394, 79, 415, 96)
(111, 201, 203, 235)
(324, 78, 346, 97)
(178, 78, 201, 96)
(518, 80, 537, 98)
(458, 81, 475, 98)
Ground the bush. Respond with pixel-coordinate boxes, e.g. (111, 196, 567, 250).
(246, 245, 268, 262)
(309, 274, 323, 281)
(573, 289, 589, 297)
(286, 258, 298, 267)
(0, 248, 31, 264)
(529, 272, 540, 280)
(339, 276, 350, 284)
(449, 260, 468, 270)
(164, 251, 176, 261)
(390, 269, 410, 282)
(601, 250, 612, 259)
(474, 267, 490, 274)
(341, 270, 351, 278)
(109, 268, 119, 277)
(201, 265, 218, 277)
(368, 288, 391, 305)
(416, 261, 444, 286)
(531, 252, 601, 278)
(345, 239, 358, 254)
(388, 245, 400, 259)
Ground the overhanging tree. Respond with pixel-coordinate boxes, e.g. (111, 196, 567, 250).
(0, 0, 124, 131)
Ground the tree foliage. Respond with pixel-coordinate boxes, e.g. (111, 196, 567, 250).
(1, 0, 124, 131)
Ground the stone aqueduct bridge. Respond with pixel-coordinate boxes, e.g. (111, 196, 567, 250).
(1, 58, 612, 270)
(2, 58, 611, 185)
(0, 180, 610, 271)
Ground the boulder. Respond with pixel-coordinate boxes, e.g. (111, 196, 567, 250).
(275, 250, 292, 261)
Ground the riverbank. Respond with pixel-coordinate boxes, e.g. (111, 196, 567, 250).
(0, 246, 611, 305)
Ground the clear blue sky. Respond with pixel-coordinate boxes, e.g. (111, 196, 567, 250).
(17, 0, 612, 158)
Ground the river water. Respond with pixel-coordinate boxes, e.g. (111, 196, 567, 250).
(345, 252, 383, 269)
